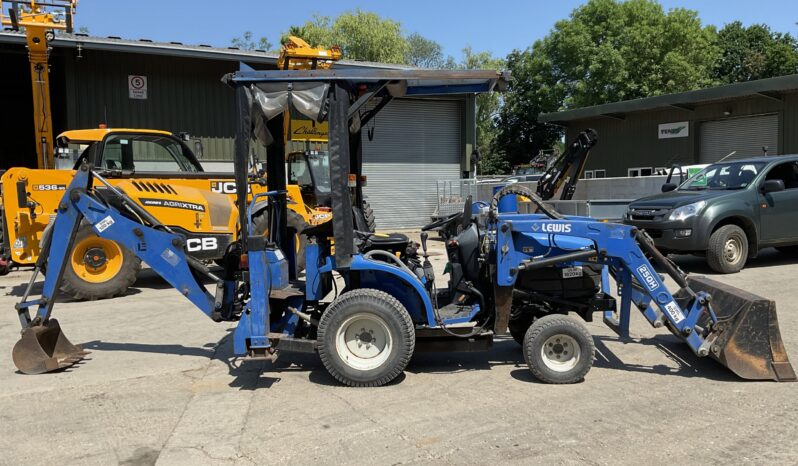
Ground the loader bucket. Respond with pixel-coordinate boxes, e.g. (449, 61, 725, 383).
(687, 276, 796, 382)
(11, 319, 88, 374)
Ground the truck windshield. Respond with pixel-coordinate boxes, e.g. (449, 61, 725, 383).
(680, 162, 766, 191)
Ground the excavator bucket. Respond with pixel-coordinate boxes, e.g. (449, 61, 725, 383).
(11, 319, 88, 374)
(687, 276, 796, 382)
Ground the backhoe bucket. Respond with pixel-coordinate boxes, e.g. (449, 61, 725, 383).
(687, 276, 796, 382)
(11, 319, 88, 374)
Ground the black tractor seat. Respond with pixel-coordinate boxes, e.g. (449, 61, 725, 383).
(362, 232, 410, 254)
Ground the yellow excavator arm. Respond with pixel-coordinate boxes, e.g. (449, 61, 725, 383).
(1, 0, 77, 169)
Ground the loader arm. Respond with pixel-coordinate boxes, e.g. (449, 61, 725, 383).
(493, 214, 796, 381)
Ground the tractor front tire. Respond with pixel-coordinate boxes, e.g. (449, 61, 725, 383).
(509, 312, 534, 346)
(523, 314, 594, 384)
(317, 289, 415, 387)
(60, 223, 141, 300)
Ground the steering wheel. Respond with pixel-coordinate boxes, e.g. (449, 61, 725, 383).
(421, 212, 461, 231)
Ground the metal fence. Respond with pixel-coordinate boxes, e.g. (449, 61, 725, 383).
(434, 175, 668, 221)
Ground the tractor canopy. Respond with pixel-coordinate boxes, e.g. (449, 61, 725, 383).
(223, 68, 510, 268)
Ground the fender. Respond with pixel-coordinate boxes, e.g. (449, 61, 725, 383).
(349, 254, 436, 326)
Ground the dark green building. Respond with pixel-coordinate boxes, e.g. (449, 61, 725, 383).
(539, 75, 798, 178)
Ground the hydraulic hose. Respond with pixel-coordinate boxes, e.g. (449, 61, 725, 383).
(363, 249, 417, 278)
(490, 184, 563, 219)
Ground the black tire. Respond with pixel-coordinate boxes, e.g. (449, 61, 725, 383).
(317, 288, 415, 387)
(362, 200, 376, 232)
(251, 210, 308, 274)
(59, 223, 141, 300)
(706, 225, 748, 274)
(509, 312, 534, 346)
(0, 214, 9, 276)
(523, 314, 594, 384)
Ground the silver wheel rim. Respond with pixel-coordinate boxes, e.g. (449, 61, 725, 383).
(724, 236, 743, 264)
(540, 334, 581, 372)
(335, 313, 392, 371)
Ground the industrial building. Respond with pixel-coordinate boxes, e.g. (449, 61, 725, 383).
(539, 74, 798, 178)
(0, 32, 477, 228)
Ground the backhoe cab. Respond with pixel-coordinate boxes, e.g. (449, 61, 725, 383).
(11, 68, 795, 386)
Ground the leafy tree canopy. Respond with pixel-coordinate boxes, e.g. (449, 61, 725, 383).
(496, 0, 719, 167)
(714, 21, 798, 83)
(230, 31, 272, 51)
(285, 10, 408, 63)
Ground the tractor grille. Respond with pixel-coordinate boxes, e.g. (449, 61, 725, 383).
(130, 181, 178, 195)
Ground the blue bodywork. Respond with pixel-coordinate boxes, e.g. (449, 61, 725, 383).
(19, 167, 718, 362)
(493, 212, 716, 356)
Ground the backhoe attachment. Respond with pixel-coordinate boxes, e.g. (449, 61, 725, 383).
(12, 319, 88, 374)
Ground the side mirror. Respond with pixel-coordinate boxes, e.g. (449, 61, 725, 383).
(762, 179, 785, 193)
(193, 139, 204, 159)
(661, 183, 677, 192)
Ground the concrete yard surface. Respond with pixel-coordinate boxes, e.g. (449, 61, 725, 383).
(1, 236, 797, 465)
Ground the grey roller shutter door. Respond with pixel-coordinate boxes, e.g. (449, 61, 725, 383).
(699, 114, 779, 163)
(362, 99, 462, 229)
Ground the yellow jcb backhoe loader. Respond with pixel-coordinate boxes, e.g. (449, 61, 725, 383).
(0, 128, 332, 299)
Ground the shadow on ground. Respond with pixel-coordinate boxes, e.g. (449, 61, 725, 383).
(669, 248, 798, 275)
(75, 330, 742, 389)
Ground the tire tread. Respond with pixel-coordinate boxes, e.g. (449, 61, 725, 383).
(317, 288, 414, 387)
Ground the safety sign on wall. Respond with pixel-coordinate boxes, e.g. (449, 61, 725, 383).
(128, 75, 148, 100)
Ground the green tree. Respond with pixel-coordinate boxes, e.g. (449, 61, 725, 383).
(457, 47, 507, 175)
(231, 31, 272, 51)
(405, 33, 445, 68)
(286, 10, 408, 63)
(496, 0, 719, 166)
(714, 21, 798, 83)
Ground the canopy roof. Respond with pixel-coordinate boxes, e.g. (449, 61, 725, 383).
(225, 69, 510, 96)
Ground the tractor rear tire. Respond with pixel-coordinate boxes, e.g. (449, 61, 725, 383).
(60, 223, 141, 300)
(523, 314, 594, 384)
(317, 288, 415, 387)
(251, 210, 308, 274)
(706, 225, 748, 274)
(363, 200, 376, 232)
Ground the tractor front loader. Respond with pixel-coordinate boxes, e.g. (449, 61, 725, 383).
(10, 69, 795, 386)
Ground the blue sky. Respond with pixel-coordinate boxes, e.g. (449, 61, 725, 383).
(75, 0, 798, 59)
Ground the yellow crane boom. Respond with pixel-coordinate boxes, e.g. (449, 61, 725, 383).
(1, 0, 77, 169)
(277, 36, 341, 71)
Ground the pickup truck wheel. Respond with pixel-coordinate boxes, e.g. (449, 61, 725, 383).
(60, 223, 141, 300)
(707, 225, 748, 274)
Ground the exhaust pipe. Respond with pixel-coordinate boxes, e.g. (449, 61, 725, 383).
(687, 276, 796, 382)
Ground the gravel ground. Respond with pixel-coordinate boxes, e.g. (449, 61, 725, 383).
(1, 234, 797, 465)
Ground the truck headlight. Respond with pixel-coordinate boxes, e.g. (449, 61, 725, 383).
(668, 201, 705, 221)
